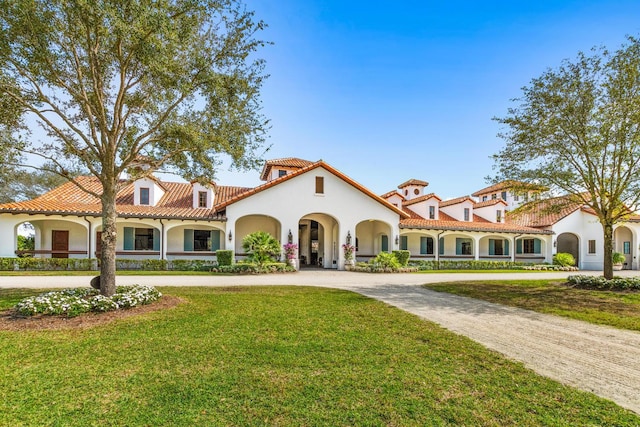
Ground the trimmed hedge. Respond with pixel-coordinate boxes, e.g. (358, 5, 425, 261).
(216, 250, 233, 266)
(0, 257, 98, 271)
(211, 262, 294, 274)
(408, 260, 529, 271)
(567, 275, 640, 291)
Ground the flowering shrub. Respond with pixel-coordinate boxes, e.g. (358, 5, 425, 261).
(342, 243, 355, 261)
(283, 243, 298, 260)
(522, 265, 578, 271)
(567, 275, 640, 291)
(14, 285, 162, 317)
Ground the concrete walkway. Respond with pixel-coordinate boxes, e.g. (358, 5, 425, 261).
(1, 270, 639, 413)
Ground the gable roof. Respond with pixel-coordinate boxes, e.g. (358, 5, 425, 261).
(398, 179, 429, 189)
(439, 196, 474, 208)
(216, 160, 410, 218)
(0, 176, 250, 220)
(381, 190, 405, 200)
(259, 157, 315, 181)
(403, 193, 442, 207)
(471, 180, 547, 197)
(474, 199, 508, 208)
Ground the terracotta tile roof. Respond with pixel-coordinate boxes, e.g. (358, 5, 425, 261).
(400, 215, 552, 234)
(0, 176, 249, 220)
(402, 193, 442, 207)
(471, 180, 547, 197)
(259, 157, 315, 181)
(381, 190, 405, 200)
(507, 195, 585, 228)
(474, 199, 508, 208)
(439, 196, 474, 208)
(398, 179, 429, 189)
(216, 160, 410, 218)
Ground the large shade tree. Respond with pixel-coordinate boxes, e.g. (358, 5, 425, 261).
(493, 36, 640, 279)
(0, 0, 269, 295)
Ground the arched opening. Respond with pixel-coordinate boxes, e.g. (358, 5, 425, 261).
(478, 235, 511, 260)
(440, 233, 475, 259)
(556, 233, 579, 267)
(355, 219, 393, 262)
(96, 220, 160, 259)
(235, 214, 281, 259)
(399, 231, 438, 261)
(16, 219, 88, 259)
(298, 213, 339, 268)
(165, 223, 225, 260)
(614, 226, 634, 270)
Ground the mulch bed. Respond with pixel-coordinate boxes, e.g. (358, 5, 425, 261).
(0, 295, 184, 331)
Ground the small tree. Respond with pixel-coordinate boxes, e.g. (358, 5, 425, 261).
(242, 231, 280, 266)
(493, 37, 640, 279)
(0, 0, 269, 295)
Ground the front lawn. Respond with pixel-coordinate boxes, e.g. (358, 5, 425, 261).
(424, 280, 640, 331)
(1, 286, 637, 425)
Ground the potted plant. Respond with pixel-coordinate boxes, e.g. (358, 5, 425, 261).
(283, 243, 298, 269)
(612, 252, 626, 271)
(342, 243, 355, 267)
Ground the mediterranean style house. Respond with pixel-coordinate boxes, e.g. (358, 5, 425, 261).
(0, 157, 637, 270)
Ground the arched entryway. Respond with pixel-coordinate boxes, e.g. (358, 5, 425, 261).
(355, 219, 394, 262)
(556, 233, 579, 267)
(234, 214, 281, 258)
(614, 226, 634, 270)
(298, 213, 339, 269)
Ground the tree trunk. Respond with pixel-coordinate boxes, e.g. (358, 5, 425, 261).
(602, 221, 614, 280)
(100, 181, 118, 297)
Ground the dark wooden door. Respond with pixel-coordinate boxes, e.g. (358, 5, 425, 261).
(52, 230, 69, 258)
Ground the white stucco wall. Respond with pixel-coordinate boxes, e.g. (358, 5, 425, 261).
(440, 200, 474, 222)
(226, 166, 401, 269)
(552, 211, 602, 270)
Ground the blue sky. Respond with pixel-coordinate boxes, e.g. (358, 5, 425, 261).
(217, 1, 640, 198)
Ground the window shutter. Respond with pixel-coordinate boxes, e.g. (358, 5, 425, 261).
(504, 239, 510, 256)
(315, 176, 324, 194)
(439, 237, 444, 255)
(400, 236, 408, 250)
(420, 237, 427, 254)
(153, 229, 160, 251)
(455, 238, 462, 255)
(489, 239, 495, 255)
(212, 230, 221, 251)
(381, 235, 388, 252)
(516, 239, 522, 254)
(184, 229, 194, 251)
(123, 227, 134, 250)
(534, 238, 541, 254)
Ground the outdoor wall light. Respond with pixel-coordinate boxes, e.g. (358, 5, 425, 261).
(228, 230, 232, 241)
(288, 229, 293, 244)
(395, 235, 399, 245)
(346, 231, 352, 245)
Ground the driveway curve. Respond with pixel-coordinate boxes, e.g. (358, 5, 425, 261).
(1, 270, 639, 413)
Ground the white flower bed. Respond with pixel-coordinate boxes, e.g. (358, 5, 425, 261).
(14, 285, 162, 317)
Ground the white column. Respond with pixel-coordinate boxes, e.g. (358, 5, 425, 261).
(474, 235, 481, 260)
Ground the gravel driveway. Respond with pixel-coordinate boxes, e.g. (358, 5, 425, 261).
(2, 270, 639, 413)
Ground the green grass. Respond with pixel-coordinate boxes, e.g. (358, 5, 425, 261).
(424, 280, 640, 331)
(1, 286, 637, 426)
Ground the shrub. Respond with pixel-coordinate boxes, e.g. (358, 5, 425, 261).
(567, 275, 640, 291)
(242, 231, 281, 265)
(612, 252, 626, 264)
(170, 259, 218, 271)
(392, 250, 410, 267)
(408, 260, 528, 271)
(14, 285, 162, 317)
(370, 252, 401, 270)
(212, 262, 294, 274)
(216, 250, 234, 266)
(553, 252, 575, 266)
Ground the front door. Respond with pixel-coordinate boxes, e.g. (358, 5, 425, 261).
(52, 230, 69, 258)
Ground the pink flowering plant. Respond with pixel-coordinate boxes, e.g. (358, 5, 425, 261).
(283, 243, 298, 260)
(342, 243, 355, 261)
